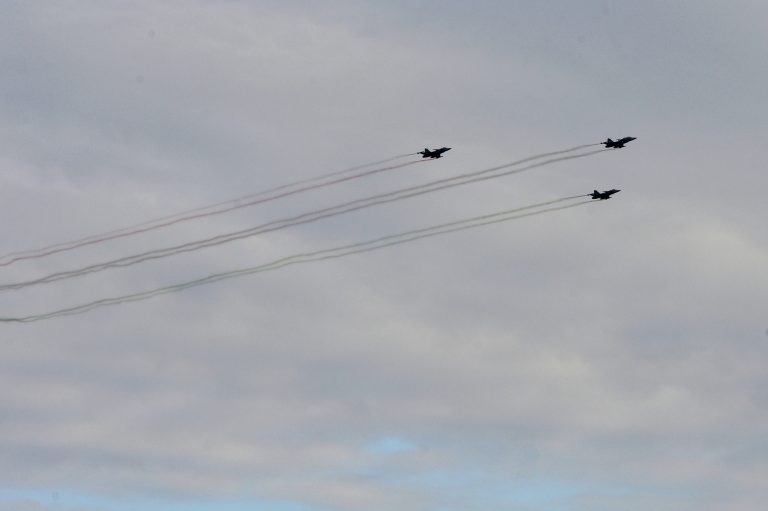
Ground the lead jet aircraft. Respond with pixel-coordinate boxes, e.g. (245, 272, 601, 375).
(590, 189, 621, 200)
(602, 137, 636, 148)
(419, 147, 451, 159)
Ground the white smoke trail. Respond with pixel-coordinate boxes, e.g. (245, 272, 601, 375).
(0, 198, 596, 323)
(0, 157, 425, 266)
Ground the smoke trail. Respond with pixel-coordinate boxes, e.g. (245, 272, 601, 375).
(0, 198, 596, 323)
(0, 150, 608, 291)
(0, 144, 597, 266)
(0, 158, 427, 267)
(0, 153, 418, 262)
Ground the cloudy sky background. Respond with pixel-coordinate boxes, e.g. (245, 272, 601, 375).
(1, 1, 767, 510)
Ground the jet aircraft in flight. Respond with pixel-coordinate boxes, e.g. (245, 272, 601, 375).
(590, 189, 621, 200)
(419, 147, 451, 159)
(602, 137, 636, 148)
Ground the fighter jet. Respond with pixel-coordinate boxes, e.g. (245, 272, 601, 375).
(590, 189, 621, 200)
(419, 147, 451, 159)
(602, 137, 636, 149)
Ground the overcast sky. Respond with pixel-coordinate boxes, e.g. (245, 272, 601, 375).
(1, 1, 767, 510)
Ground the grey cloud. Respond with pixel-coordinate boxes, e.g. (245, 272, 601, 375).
(1, 1, 767, 511)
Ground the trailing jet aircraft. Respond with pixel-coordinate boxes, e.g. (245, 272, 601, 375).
(590, 189, 621, 200)
(602, 137, 636, 148)
(419, 147, 451, 159)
